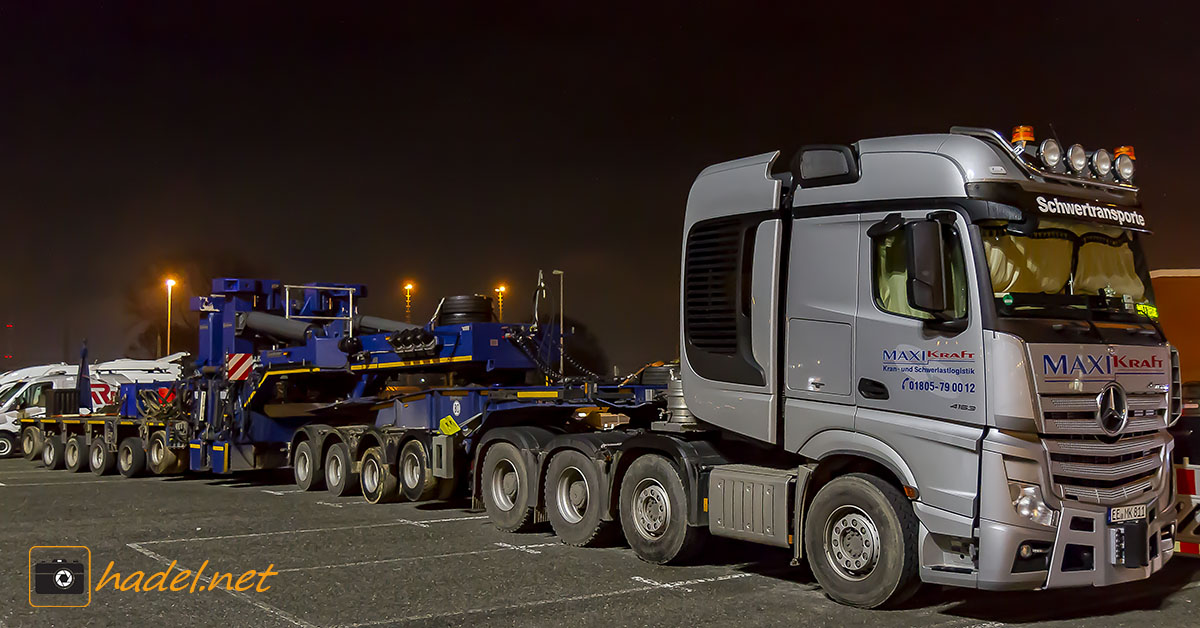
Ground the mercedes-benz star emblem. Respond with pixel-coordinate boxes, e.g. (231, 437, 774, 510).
(1096, 383, 1129, 436)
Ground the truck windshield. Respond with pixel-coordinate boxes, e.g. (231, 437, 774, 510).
(982, 217, 1155, 323)
(0, 382, 23, 408)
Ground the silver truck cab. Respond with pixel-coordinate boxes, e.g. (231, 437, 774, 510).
(681, 127, 1177, 605)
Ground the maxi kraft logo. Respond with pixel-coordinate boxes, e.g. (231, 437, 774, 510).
(1042, 353, 1163, 376)
(1035, 195, 1146, 227)
(883, 349, 975, 364)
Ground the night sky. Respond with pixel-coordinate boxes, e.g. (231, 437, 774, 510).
(2, 3, 1197, 370)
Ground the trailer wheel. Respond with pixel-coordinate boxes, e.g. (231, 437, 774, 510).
(324, 442, 360, 496)
(361, 446, 401, 504)
(803, 473, 920, 609)
(293, 440, 324, 491)
(481, 442, 535, 532)
(399, 439, 438, 501)
(117, 437, 147, 478)
(64, 436, 88, 473)
(545, 449, 615, 547)
(21, 426, 44, 460)
(0, 432, 16, 458)
(618, 454, 705, 564)
(42, 435, 66, 470)
(90, 440, 116, 476)
(148, 431, 180, 475)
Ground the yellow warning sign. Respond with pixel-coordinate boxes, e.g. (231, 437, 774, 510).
(439, 416, 461, 435)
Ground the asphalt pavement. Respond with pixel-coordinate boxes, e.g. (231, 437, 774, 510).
(2, 456, 1199, 627)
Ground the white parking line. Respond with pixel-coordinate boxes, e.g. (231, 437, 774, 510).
(316, 500, 372, 508)
(135, 514, 489, 545)
(128, 542, 316, 628)
(336, 573, 752, 626)
(277, 542, 559, 573)
(630, 575, 693, 593)
(261, 489, 305, 496)
(0, 478, 134, 487)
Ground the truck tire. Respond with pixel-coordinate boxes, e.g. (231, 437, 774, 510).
(118, 437, 147, 478)
(64, 435, 88, 473)
(803, 473, 920, 609)
(293, 440, 324, 491)
(21, 426, 44, 460)
(324, 442, 360, 496)
(399, 439, 438, 501)
(545, 449, 615, 546)
(361, 446, 401, 504)
(481, 442, 535, 532)
(618, 454, 705, 564)
(148, 431, 180, 475)
(90, 440, 116, 476)
(0, 432, 16, 458)
(42, 435, 66, 470)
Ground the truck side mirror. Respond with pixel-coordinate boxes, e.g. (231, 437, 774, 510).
(905, 220, 951, 318)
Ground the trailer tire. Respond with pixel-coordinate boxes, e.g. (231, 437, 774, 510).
(293, 440, 324, 491)
(324, 442, 360, 497)
(481, 442, 536, 532)
(545, 449, 615, 547)
(117, 437, 147, 478)
(0, 432, 16, 458)
(90, 440, 116, 476)
(64, 436, 88, 473)
(42, 434, 66, 470)
(21, 426, 44, 460)
(618, 454, 705, 564)
(803, 473, 920, 609)
(399, 439, 438, 501)
(148, 431, 179, 475)
(361, 446, 401, 504)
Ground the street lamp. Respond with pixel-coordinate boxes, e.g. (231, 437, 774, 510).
(551, 270, 564, 377)
(403, 282, 414, 323)
(164, 278, 177, 356)
(494, 285, 506, 321)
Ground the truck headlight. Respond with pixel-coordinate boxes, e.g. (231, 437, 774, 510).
(1010, 482, 1059, 527)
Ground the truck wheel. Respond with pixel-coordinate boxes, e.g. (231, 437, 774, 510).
(399, 439, 438, 501)
(619, 454, 705, 564)
(324, 442, 360, 496)
(803, 473, 920, 609)
(361, 446, 401, 504)
(481, 442, 535, 532)
(0, 432, 16, 458)
(293, 440, 325, 491)
(90, 440, 116, 476)
(545, 449, 615, 546)
(117, 437, 147, 478)
(64, 436, 88, 473)
(42, 435, 66, 470)
(148, 431, 179, 475)
(21, 426, 44, 460)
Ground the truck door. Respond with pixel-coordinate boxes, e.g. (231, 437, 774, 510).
(853, 208, 985, 519)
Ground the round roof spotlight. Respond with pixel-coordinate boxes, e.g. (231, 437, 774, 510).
(1090, 148, 1112, 178)
(1115, 153, 1135, 182)
(1039, 138, 1062, 169)
(1066, 144, 1088, 174)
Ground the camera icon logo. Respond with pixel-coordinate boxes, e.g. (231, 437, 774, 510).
(29, 546, 90, 608)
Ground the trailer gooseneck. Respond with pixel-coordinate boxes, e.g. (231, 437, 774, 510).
(21, 125, 1184, 609)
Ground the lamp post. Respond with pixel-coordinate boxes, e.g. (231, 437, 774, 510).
(403, 282, 414, 323)
(551, 270, 564, 377)
(164, 278, 177, 356)
(494, 285, 506, 321)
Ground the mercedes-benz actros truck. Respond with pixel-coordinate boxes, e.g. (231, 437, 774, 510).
(22, 125, 1181, 609)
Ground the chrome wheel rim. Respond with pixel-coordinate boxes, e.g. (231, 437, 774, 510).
(296, 450, 310, 481)
(328, 452, 343, 486)
(402, 451, 422, 489)
(65, 442, 77, 467)
(0, 437, 12, 456)
(91, 445, 103, 469)
(824, 505, 881, 581)
(363, 457, 380, 493)
(490, 458, 519, 511)
(149, 438, 164, 466)
(43, 443, 53, 466)
(22, 431, 34, 454)
(555, 466, 588, 524)
(632, 478, 670, 541)
(120, 446, 132, 469)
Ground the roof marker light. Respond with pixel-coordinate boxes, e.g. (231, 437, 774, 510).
(1011, 125, 1035, 143)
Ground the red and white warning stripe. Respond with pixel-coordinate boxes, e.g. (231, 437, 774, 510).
(1177, 463, 1200, 557)
(1179, 465, 1198, 497)
(226, 353, 255, 381)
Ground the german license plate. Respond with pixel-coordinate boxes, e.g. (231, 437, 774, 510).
(1108, 504, 1147, 524)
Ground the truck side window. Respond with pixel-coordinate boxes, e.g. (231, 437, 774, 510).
(873, 224, 968, 320)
